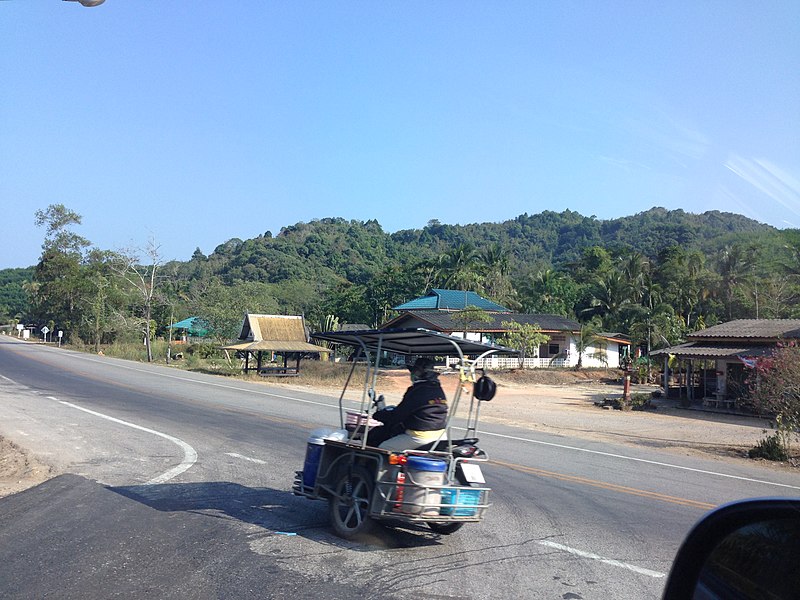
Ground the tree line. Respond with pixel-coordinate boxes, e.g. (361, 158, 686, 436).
(1, 204, 798, 360)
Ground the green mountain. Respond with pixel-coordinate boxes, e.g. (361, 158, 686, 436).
(195, 207, 776, 284)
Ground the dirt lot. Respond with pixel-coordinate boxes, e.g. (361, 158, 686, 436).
(0, 436, 54, 499)
(0, 369, 792, 499)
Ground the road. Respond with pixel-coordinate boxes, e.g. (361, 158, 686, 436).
(1, 337, 799, 599)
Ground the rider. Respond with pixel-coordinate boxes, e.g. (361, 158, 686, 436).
(367, 358, 448, 451)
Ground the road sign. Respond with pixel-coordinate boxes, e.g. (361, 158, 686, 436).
(58, 330, 63, 338)
(41, 326, 50, 335)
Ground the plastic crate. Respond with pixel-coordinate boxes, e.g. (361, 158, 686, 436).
(440, 487, 482, 517)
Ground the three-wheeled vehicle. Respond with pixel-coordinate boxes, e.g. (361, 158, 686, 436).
(292, 327, 513, 539)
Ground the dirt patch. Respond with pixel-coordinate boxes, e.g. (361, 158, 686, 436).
(0, 436, 55, 499)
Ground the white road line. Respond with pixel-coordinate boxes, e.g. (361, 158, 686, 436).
(481, 430, 800, 491)
(53, 352, 335, 409)
(225, 452, 267, 465)
(48, 397, 197, 485)
(538, 540, 666, 579)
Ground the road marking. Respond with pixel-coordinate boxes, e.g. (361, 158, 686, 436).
(494, 459, 716, 510)
(538, 540, 666, 579)
(225, 452, 267, 464)
(48, 397, 197, 485)
(53, 352, 336, 409)
(483, 430, 800, 491)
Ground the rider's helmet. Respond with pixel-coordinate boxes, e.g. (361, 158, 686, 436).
(473, 375, 497, 401)
(407, 357, 438, 381)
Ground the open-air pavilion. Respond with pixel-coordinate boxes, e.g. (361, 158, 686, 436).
(223, 314, 330, 376)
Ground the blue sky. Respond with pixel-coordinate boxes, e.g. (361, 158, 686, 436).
(2, 1, 798, 268)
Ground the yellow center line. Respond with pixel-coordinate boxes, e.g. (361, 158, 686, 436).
(493, 458, 717, 510)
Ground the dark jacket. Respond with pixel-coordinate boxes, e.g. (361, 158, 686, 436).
(373, 379, 448, 432)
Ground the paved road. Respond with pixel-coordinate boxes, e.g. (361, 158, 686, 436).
(1, 337, 799, 599)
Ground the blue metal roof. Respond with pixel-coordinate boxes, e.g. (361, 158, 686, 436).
(169, 316, 210, 335)
(393, 289, 511, 312)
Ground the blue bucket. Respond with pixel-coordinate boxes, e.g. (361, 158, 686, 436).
(405, 456, 447, 472)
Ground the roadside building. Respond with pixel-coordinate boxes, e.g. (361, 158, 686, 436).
(386, 289, 629, 369)
(650, 319, 800, 408)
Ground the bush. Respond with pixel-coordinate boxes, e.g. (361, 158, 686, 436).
(748, 344, 800, 457)
(749, 431, 790, 461)
(186, 343, 220, 359)
(628, 392, 652, 410)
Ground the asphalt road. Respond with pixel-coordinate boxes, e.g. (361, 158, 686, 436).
(1, 337, 799, 599)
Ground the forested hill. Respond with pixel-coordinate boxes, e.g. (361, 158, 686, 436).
(194, 207, 775, 285)
(3, 205, 797, 342)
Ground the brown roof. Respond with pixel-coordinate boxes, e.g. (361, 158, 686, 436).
(238, 314, 307, 342)
(688, 319, 800, 341)
(231, 314, 330, 353)
(650, 343, 776, 360)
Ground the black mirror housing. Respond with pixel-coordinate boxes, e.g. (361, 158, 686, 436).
(663, 498, 800, 600)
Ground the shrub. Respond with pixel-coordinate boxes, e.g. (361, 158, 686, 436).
(748, 344, 800, 457)
(186, 343, 220, 359)
(749, 431, 790, 461)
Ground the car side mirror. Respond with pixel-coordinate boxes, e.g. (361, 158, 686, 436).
(662, 498, 800, 599)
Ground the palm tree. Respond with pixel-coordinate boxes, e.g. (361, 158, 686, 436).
(436, 243, 482, 290)
(574, 321, 602, 370)
(619, 251, 649, 304)
(480, 243, 519, 309)
(581, 271, 633, 328)
(717, 244, 749, 320)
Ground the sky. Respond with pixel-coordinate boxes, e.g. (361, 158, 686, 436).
(1, 1, 798, 269)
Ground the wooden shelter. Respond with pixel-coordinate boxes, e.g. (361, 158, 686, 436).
(223, 314, 330, 376)
(651, 319, 800, 408)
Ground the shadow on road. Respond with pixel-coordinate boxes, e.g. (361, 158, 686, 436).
(110, 481, 445, 549)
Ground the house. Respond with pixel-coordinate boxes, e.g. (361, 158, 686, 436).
(386, 290, 629, 369)
(650, 319, 800, 407)
(222, 314, 330, 376)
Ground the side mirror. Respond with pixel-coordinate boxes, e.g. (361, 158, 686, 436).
(662, 498, 800, 599)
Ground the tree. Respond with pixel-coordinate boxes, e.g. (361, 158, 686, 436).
(748, 344, 800, 458)
(32, 205, 92, 339)
(497, 321, 550, 369)
(479, 243, 519, 310)
(716, 244, 751, 320)
(574, 320, 603, 370)
(190, 279, 280, 342)
(520, 269, 579, 316)
(580, 270, 633, 329)
(113, 238, 164, 362)
(451, 306, 493, 338)
(436, 243, 482, 290)
(34, 204, 90, 256)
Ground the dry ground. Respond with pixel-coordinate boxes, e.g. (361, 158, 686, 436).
(0, 368, 792, 498)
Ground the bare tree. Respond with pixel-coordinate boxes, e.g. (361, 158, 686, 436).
(113, 238, 163, 362)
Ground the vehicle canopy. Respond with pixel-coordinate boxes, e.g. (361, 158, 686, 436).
(311, 328, 517, 445)
(311, 327, 515, 359)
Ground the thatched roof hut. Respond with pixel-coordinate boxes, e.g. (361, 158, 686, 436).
(223, 314, 330, 376)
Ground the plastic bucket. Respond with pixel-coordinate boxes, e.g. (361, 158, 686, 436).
(302, 428, 336, 488)
(403, 456, 447, 515)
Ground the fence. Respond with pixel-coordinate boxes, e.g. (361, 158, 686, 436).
(447, 356, 568, 369)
